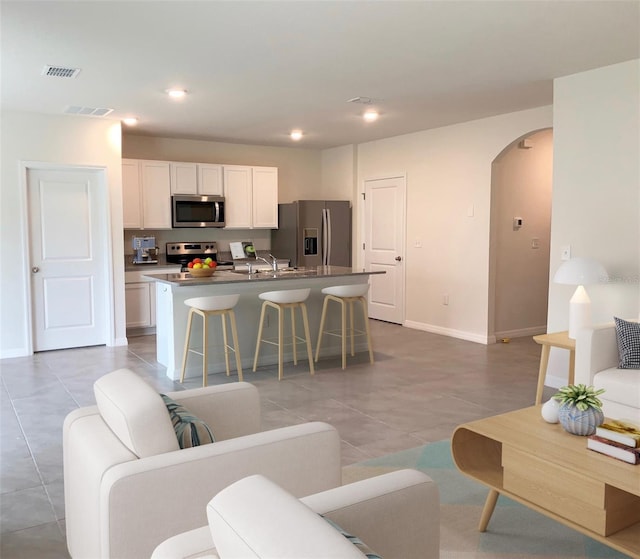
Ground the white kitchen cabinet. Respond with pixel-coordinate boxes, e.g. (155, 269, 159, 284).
(252, 166, 278, 228)
(223, 165, 253, 228)
(125, 282, 154, 328)
(170, 162, 223, 196)
(197, 164, 223, 195)
(125, 267, 179, 331)
(122, 159, 142, 228)
(122, 159, 172, 229)
(170, 162, 198, 194)
(223, 165, 278, 229)
(141, 161, 172, 228)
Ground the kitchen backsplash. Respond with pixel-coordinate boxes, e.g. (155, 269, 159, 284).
(123, 228, 272, 255)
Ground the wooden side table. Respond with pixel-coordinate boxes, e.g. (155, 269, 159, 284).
(532, 331, 575, 404)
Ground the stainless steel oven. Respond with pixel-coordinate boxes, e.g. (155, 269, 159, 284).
(172, 195, 225, 228)
(165, 241, 234, 270)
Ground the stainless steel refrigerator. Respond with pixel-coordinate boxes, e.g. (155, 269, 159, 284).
(271, 200, 351, 267)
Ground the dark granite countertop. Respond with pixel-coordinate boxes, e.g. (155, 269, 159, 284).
(143, 266, 383, 287)
(124, 254, 181, 272)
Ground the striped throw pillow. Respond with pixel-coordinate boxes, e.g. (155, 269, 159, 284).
(321, 516, 382, 559)
(160, 394, 215, 448)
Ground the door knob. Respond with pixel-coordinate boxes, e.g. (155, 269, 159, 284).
(395, 256, 402, 262)
(32, 266, 40, 273)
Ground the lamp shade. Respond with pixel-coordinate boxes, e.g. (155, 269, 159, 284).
(553, 258, 609, 286)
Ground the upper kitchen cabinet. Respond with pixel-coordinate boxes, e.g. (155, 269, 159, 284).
(169, 162, 197, 195)
(122, 159, 142, 228)
(198, 164, 224, 195)
(122, 159, 172, 229)
(170, 162, 223, 195)
(223, 165, 278, 229)
(252, 167, 278, 228)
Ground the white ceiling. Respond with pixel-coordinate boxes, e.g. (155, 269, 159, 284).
(2, 1, 639, 149)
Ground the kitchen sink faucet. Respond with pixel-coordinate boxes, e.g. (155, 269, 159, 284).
(255, 254, 278, 272)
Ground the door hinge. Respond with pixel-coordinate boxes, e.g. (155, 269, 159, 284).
(362, 242, 365, 250)
(361, 192, 366, 200)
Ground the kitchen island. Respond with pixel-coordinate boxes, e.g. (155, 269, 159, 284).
(144, 266, 383, 380)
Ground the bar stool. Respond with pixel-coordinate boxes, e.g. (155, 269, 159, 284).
(253, 288, 315, 380)
(180, 295, 243, 386)
(315, 284, 374, 369)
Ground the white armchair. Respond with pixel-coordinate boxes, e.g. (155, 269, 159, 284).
(152, 469, 440, 559)
(575, 321, 640, 422)
(63, 369, 342, 559)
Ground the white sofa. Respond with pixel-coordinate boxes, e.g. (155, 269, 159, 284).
(152, 469, 440, 559)
(63, 369, 342, 559)
(575, 322, 640, 422)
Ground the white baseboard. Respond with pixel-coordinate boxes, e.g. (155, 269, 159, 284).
(404, 320, 491, 345)
(545, 374, 567, 390)
(0, 347, 30, 359)
(111, 337, 129, 347)
(494, 325, 547, 340)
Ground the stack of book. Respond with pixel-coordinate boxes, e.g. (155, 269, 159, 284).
(587, 419, 640, 465)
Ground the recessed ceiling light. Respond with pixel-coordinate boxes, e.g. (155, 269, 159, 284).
(363, 109, 379, 123)
(290, 130, 303, 141)
(166, 88, 187, 99)
(122, 117, 138, 126)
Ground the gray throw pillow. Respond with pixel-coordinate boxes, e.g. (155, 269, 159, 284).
(160, 394, 215, 448)
(614, 317, 640, 369)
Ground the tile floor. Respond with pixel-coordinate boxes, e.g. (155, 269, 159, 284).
(0, 320, 553, 558)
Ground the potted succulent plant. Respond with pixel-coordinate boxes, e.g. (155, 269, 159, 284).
(553, 383, 606, 436)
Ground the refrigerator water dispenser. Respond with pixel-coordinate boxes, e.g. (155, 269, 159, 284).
(303, 228, 318, 255)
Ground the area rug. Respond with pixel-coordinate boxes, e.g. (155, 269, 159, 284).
(343, 441, 629, 559)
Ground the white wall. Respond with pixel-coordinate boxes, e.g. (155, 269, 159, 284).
(123, 135, 322, 203)
(546, 59, 640, 383)
(491, 128, 553, 338)
(355, 106, 553, 342)
(321, 144, 356, 202)
(1, 111, 125, 358)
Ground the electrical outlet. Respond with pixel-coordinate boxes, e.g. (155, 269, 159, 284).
(414, 239, 422, 248)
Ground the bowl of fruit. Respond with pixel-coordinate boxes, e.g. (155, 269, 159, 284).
(187, 257, 217, 277)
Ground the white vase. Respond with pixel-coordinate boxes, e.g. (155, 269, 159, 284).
(541, 398, 560, 423)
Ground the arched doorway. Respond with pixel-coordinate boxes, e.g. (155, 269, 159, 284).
(488, 128, 553, 341)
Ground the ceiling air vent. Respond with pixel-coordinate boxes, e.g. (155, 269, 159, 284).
(42, 65, 81, 78)
(347, 96, 383, 105)
(64, 106, 114, 117)
(347, 96, 372, 105)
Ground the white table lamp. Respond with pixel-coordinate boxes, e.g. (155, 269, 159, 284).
(554, 257, 609, 339)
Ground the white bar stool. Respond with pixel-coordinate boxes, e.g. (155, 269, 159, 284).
(180, 295, 243, 386)
(252, 288, 315, 380)
(315, 284, 374, 369)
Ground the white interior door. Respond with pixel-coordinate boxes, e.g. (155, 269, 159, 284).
(364, 176, 406, 324)
(28, 168, 107, 351)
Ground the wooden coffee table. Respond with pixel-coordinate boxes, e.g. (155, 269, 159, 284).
(452, 407, 640, 558)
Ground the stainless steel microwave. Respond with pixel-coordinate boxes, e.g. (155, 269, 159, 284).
(172, 195, 225, 228)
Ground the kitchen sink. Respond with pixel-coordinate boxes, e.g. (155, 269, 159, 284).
(231, 267, 317, 277)
(230, 268, 272, 275)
